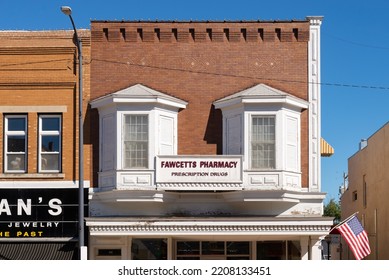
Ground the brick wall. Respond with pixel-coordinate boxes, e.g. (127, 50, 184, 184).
(0, 30, 91, 183)
(90, 21, 310, 187)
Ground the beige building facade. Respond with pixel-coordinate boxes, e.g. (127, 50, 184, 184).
(341, 121, 389, 259)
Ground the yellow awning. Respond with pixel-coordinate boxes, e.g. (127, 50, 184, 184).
(321, 138, 334, 157)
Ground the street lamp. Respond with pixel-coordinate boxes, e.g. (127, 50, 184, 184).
(60, 6, 85, 260)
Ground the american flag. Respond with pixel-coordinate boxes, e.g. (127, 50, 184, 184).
(337, 215, 371, 260)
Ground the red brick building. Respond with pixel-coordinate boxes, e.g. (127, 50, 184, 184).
(87, 17, 332, 260)
(0, 30, 90, 259)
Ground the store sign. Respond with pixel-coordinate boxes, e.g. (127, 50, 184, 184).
(0, 188, 87, 238)
(156, 155, 242, 183)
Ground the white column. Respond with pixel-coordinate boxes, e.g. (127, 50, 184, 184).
(310, 237, 323, 260)
(307, 16, 323, 194)
(300, 237, 309, 260)
(167, 237, 174, 260)
(80, 245, 88, 260)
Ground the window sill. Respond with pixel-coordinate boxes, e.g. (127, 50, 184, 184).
(0, 173, 65, 179)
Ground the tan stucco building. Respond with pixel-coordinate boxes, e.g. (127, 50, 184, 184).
(341, 121, 389, 259)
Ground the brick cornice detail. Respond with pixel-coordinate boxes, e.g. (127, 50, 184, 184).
(91, 26, 310, 43)
(0, 47, 76, 55)
(0, 81, 76, 89)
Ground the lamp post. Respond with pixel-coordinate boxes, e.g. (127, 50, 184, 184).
(60, 6, 85, 260)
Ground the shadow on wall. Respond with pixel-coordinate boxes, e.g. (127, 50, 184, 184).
(204, 105, 222, 154)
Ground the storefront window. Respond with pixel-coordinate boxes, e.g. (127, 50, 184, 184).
(257, 241, 301, 260)
(257, 241, 286, 260)
(287, 240, 301, 260)
(202, 241, 225, 255)
(176, 241, 250, 260)
(177, 241, 200, 255)
(131, 238, 167, 260)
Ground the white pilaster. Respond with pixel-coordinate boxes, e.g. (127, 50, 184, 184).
(300, 236, 309, 260)
(307, 16, 323, 193)
(310, 237, 323, 260)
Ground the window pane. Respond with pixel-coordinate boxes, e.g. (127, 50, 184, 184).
(287, 241, 301, 260)
(202, 242, 225, 255)
(226, 242, 250, 255)
(125, 115, 148, 141)
(123, 115, 148, 168)
(41, 135, 60, 152)
(257, 241, 286, 260)
(8, 118, 25, 131)
(251, 116, 275, 169)
(41, 154, 59, 171)
(7, 136, 26, 152)
(42, 117, 60, 131)
(39, 116, 61, 172)
(177, 242, 200, 255)
(7, 155, 25, 171)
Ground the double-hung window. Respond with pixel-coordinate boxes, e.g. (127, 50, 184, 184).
(39, 115, 61, 172)
(5, 115, 27, 172)
(123, 115, 148, 168)
(251, 116, 276, 169)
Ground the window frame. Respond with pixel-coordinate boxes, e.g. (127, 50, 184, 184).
(250, 115, 276, 170)
(122, 114, 149, 169)
(38, 114, 62, 173)
(4, 115, 27, 173)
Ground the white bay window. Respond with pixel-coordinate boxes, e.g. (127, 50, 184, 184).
(214, 84, 308, 189)
(90, 84, 187, 189)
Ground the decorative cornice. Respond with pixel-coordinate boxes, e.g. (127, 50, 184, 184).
(89, 224, 332, 235)
(91, 22, 310, 43)
(307, 16, 324, 26)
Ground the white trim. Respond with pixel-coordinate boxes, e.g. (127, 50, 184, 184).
(121, 114, 149, 169)
(38, 114, 62, 173)
(307, 16, 323, 192)
(4, 115, 27, 173)
(0, 180, 91, 188)
(213, 84, 309, 110)
(89, 188, 326, 203)
(90, 84, 188, 110)
(87, 218, 333, 236)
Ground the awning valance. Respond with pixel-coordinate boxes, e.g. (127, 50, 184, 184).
(0, 241, 77, 260)
(321, 138, 334, 157)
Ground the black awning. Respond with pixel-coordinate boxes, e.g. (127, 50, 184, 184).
(0, 242, 78, 260)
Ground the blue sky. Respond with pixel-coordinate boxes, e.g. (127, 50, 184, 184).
(2, 0, 389, 203)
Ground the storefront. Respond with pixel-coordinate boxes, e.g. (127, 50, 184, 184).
(0, 188, 86, 260)
(87, 17, 331, 260)
(87, 216, 332, 260)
